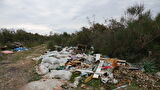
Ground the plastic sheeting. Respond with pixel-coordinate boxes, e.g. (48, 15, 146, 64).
(43, 70, 72, 80)
(13, 47, 28, 51)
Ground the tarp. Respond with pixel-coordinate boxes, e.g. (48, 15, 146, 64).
(13, 47, 28, 51)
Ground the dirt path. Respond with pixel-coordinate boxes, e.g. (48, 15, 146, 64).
(0, 45, 47, 90)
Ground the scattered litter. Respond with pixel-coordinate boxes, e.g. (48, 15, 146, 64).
(102, 66, 112, 69)
(128, 67, 140, 70)
(101, 77, 109, 83)
(1, 50, 14, 54)
(113, 84, 128, 90)
(76, 69, 94, 74)
(84, 75, 93, 83)
(29, 46, 160, 90)
(93, 61, 104, 78)
(73, 76, 81, 87)
(13, 47, 28, 51)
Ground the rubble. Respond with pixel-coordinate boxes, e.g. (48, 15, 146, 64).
(29, 46, 160, 90)
(113, 67, 160, 89)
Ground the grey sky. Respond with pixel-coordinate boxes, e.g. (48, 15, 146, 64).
(0, 0, 160, 35)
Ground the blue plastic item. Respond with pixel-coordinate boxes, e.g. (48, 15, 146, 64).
(13, 47, 28, 51)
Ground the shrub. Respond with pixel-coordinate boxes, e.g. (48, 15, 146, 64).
(47, 41, 56, 51)
(142, 59, 157, 73)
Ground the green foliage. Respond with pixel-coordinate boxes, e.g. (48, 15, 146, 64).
(0, 29, 47, 48)
(69, 72, 80, 83)
(85, 79, 101, 88)
(48, 32, 72, 46)
(127, 81, 145, 90)
(127, 4, 144, 16)
(142, 59, 157, 73)
(47, 41, 56, 51)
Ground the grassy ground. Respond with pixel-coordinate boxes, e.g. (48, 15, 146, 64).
(0, 44, 47, 90)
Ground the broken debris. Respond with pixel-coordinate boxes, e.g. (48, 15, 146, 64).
(28, 46, 160, 90)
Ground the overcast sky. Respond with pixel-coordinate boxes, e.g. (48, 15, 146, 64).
(0, 0, 159, 35)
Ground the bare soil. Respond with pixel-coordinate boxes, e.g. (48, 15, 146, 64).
(0, 45, 46, 90)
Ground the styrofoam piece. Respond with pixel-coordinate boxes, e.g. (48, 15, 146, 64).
(96, 54, 101, 61)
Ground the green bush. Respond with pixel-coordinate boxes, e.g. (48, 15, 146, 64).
(0, 29, 47, 48)
(142, 59, 157, 73)
(47, 41, 56, 51)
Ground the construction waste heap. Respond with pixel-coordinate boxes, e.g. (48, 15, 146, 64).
(22, 46, 160, 90)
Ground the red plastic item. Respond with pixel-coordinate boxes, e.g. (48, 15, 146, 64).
(101, 66, 112, 69)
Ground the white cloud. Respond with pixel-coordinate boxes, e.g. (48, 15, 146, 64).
(0, 0, 159, 35)
(0, 24, 54, 35)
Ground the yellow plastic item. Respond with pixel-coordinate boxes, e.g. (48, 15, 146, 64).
(84, 75, 93, 83)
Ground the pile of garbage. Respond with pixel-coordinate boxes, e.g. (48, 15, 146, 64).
(24, 47, 160, 90)
(0, 42, 28, 54)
